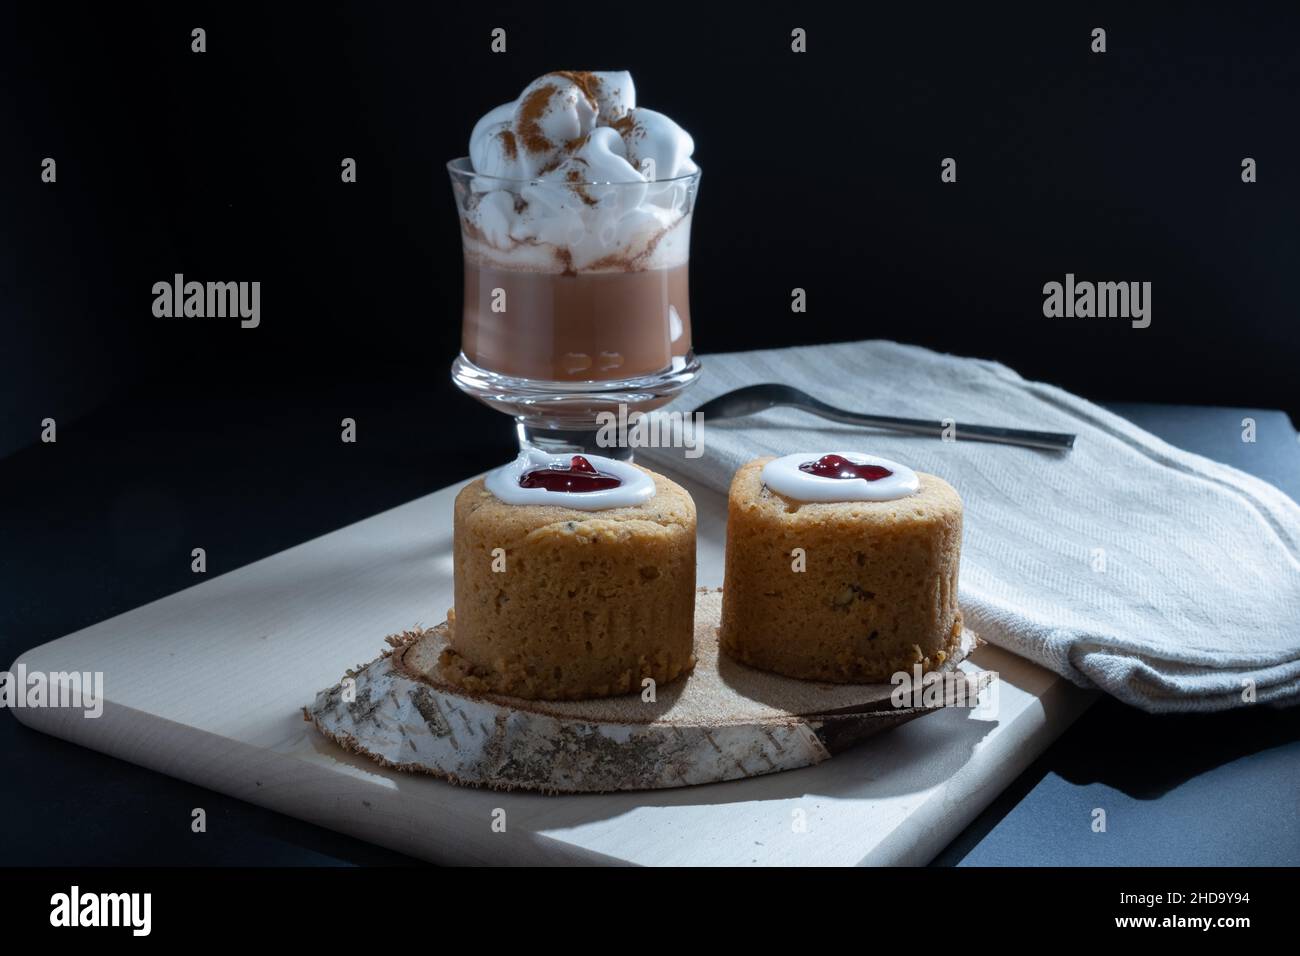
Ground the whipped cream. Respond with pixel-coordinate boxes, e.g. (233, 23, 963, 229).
(460, 71, 697, 273)
(485, 448, 656, 511)
(761, 453, 920, 503)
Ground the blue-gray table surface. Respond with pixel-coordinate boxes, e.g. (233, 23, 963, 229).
(2, 393, 1297, 866)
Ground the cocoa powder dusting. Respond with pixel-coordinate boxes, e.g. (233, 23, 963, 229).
(550, 70, 600, 108)
(584, 219, 674, 272)
(517, 83, 558, 154)
(499, 129, 517, 161)
(565, 162, 599, 206)
(554, 246, 576, 277)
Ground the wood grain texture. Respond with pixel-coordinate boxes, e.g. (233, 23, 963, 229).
(307, 589, 989, 792)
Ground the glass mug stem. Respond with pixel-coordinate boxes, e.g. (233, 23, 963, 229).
(514, 420, 633, 461)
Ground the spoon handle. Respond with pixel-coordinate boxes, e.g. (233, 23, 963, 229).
(798, 397, 1076, 451)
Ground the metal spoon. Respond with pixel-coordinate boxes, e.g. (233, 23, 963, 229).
(691, 383, 1076, 452)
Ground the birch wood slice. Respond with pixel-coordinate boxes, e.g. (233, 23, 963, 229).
(307, 588, 989, 793)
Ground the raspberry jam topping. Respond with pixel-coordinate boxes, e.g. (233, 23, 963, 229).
(519, 455, 623, 492)
(798, 454, 894, 482)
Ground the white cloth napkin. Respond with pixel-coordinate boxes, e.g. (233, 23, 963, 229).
(640, 340, 1300, 712)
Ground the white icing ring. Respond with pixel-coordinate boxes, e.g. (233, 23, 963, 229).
(484, 448, 656, 511)
(760, 452, 919, 503)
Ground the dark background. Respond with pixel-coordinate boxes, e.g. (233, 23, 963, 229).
(3, 2, 1300, 868)
(4, 2, 1299, 462)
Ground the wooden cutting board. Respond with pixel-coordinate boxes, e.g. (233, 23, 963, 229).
(9, 466, 1094, 865)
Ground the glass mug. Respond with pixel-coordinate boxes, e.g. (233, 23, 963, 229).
(448, 157, 701, 456)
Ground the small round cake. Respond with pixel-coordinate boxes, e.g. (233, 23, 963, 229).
(442, 449, 697, 700)
(719, 452, 963, 683)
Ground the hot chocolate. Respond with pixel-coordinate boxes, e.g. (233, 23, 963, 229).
(452, 70, 698, 386)
(461, 258, 691, 382)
